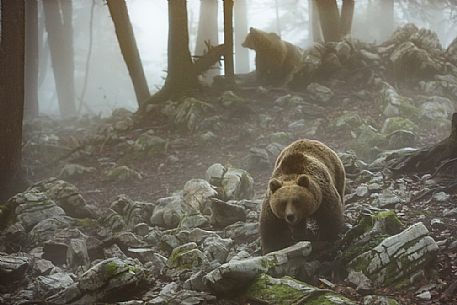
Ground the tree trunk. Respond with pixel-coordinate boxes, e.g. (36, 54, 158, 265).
(234, 0, 250, 73)
(309, 0, 323, 43)
(25, 0, 39, 119)
(379, 0, 394, 41)
(107, 0, 150, 109)
(339, 0, 354, 37)
(274, 0, 282, 37)
(195, 0, 220, 83)
(0, 0, 26, 201)
(316, 0, 341, 42)
(42, 0, 76, 118)
(223, 0, 235, 82)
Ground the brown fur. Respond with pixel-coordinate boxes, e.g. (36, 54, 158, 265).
(242, 27, 303, 85)
(260, 139, 346, 254)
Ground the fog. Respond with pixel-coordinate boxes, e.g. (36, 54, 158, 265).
(36, 0, 457, 116)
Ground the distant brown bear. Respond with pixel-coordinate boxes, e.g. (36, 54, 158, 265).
(242, 27, 303, 85)
(260, 139, 346, 254)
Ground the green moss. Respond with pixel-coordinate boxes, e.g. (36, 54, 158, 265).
(77, 218, 97, 228)
(382, 117, 419, 134)
(245, 274, 304, 305)
(104, 261, 119, 276)
(306, 294, 353, 305)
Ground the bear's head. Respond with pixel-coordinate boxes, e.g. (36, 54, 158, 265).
(242, 27, 281, 50)
(268, 174, 321, 226)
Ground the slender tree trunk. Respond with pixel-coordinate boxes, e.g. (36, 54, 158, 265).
(223, 0, 235, 81)
(309, 0, 323, 43)
(340, 0, 354, 37)
(379, 0, 394, 41)
(234, 0, 250, 73)
(42, 0, 76, 118)
(0, 0, 26, 201)
(316, 0, 341, 42)
(195, 0, 220, 82)
(25, 0, 39, 119)
(107, 0, 150, 109)
(274, 0, 282, 37)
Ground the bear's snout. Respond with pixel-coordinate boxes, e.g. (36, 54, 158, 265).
(286, 213, 297, 225)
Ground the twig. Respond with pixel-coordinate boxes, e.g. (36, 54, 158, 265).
(431, 157, 457, 179)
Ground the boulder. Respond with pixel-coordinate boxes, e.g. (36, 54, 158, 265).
(306, 82, 334, 103)
(209, 198, 247, 227)
(183, 179, 217, 214)
(347, 222, 438, 287)
(150, 194, 194, 229)
(205, 164, 255, 201)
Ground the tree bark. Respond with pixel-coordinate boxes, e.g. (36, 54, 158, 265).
(316, 0, 341, 42)
(42, 0, 76, 118)
(340, 0, 354, 37)
(234, 0, 250, 73)
(0, 0, 26, 201)
(25, 0, 39, 119)
(195, 0, 220, 82)
(223, 0, 235, 82)
(107, 0, 150, 109)
(309, 0, 323, 43)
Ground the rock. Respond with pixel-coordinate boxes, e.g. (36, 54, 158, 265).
(175, 97, 212, 131)
(133, 223, 150, 236)
(432, 191, 450, 203)
(29, 216, 77, 249)
(105, 165, 142, 182)
(167, 242, 206, 270)
(183, 179, 217, 214)
(420, 96, 454, 120)
(66, 238, 90, 269)
(126, 247, 157, 264)
(199, 131, 217, 144)
(269, 132, 291, 145)
(33, 259, 55, 275)
(446, 36, 457, 65)
(430, 218, 445, 229)
(372, 191, 404, 208)
(205, 164, 255, 201)
(100, 208, 126, 232)
(0, 255, 30, 283)
(245, 273, 356, 305)
(204, 241, 312, 294)
(209, 198, 247, 227)
(381, 117, 418, 134)
(416, 290, 432, 300)
(224, 222, 258, 241)
(379, 83, 419, 119)
(219, 90, 246, 107)
(77, 257, 145, 302)
(334, 111, 363, 129)
(12, 191, 66, 231)
(202, 235, 233, 264)
(31, 177, 94, 219)
(347, 270, 373, 292)
(149, 282, 216, 305)
(144, 253, 167, 276)
(244, 147, 270, 171)
(110, 195, 155, 230)
(306, 82, 334, 103)
(362, 295, 399, 305)
(444, 207, 457, 217)
(59, 164, 95, 179)
(150, 194, 194, 229)
(347, 222, 438, 287)
(179, 213, 209, 229)
(132, 130, 166, 155)
(386, 129, 417, 149)
(37, 272, 74, 298)
(355, 185, 369, 197)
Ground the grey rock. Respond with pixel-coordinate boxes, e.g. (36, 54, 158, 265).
(432, 191, 450, 203)
(149, 282, 216, 305)
(202, 235, 233, 264)
(150, 194, 194, 229)
(66, 238, 90, 269)
(210, 198, 247, 227)
(0, 255, 30, 282)
(13, 191, 66, 231)
(105, 165, 142, 182)
(183, 179, 217, 214)
(205, 164, 255, 201)
(110, 195, 155, 230)
(307, 82, 334, 103)
(355, 185, 369, 197)
(59, 164, 95, 179)
(420, 96, 455, 120)
(100, 208, 126, 232)
(33, 259, 55, 275)
(347, 222, 439, 287)
(126, 247, 157, 263)
(362, 295, 399, 305)
(224, 222, 258, 241)
(31, 177, 94, 219)
(144, 253, 167, 276)
(30, 216, 74, 245)
(416, 290, 432, 300)
(167, 242, 206, 270)
(37, 272, 74, 298)
(179, 213, 209, 229)
(133, 223, 150, 236)
(387, 129, 417, 149)
(132, 130, 166, 155)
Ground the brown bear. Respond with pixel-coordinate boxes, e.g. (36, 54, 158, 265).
(242, 27, 303, 85)
(260, 139, 346, 254)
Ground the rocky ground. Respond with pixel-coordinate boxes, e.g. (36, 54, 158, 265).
(1, 24, 457, 304)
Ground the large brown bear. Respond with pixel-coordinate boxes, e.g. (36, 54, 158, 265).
(260, 139, 346, 254)
(242, 27, 303, 85)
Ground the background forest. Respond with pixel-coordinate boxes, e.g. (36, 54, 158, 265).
(1, 1, 457, 305)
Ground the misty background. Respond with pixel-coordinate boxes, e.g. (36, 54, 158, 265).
(37, 0, 457, 116)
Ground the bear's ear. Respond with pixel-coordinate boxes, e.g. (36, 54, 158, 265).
(269, 178, 282, 193)
(297, 174, 309, 188)
(250, 27, 256, 33)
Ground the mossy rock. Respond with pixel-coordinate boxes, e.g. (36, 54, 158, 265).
(245, 274, 356, 305)
(381, 117, 419, 134)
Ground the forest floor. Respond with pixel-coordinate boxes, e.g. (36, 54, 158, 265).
(21, 75, 457, 304)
